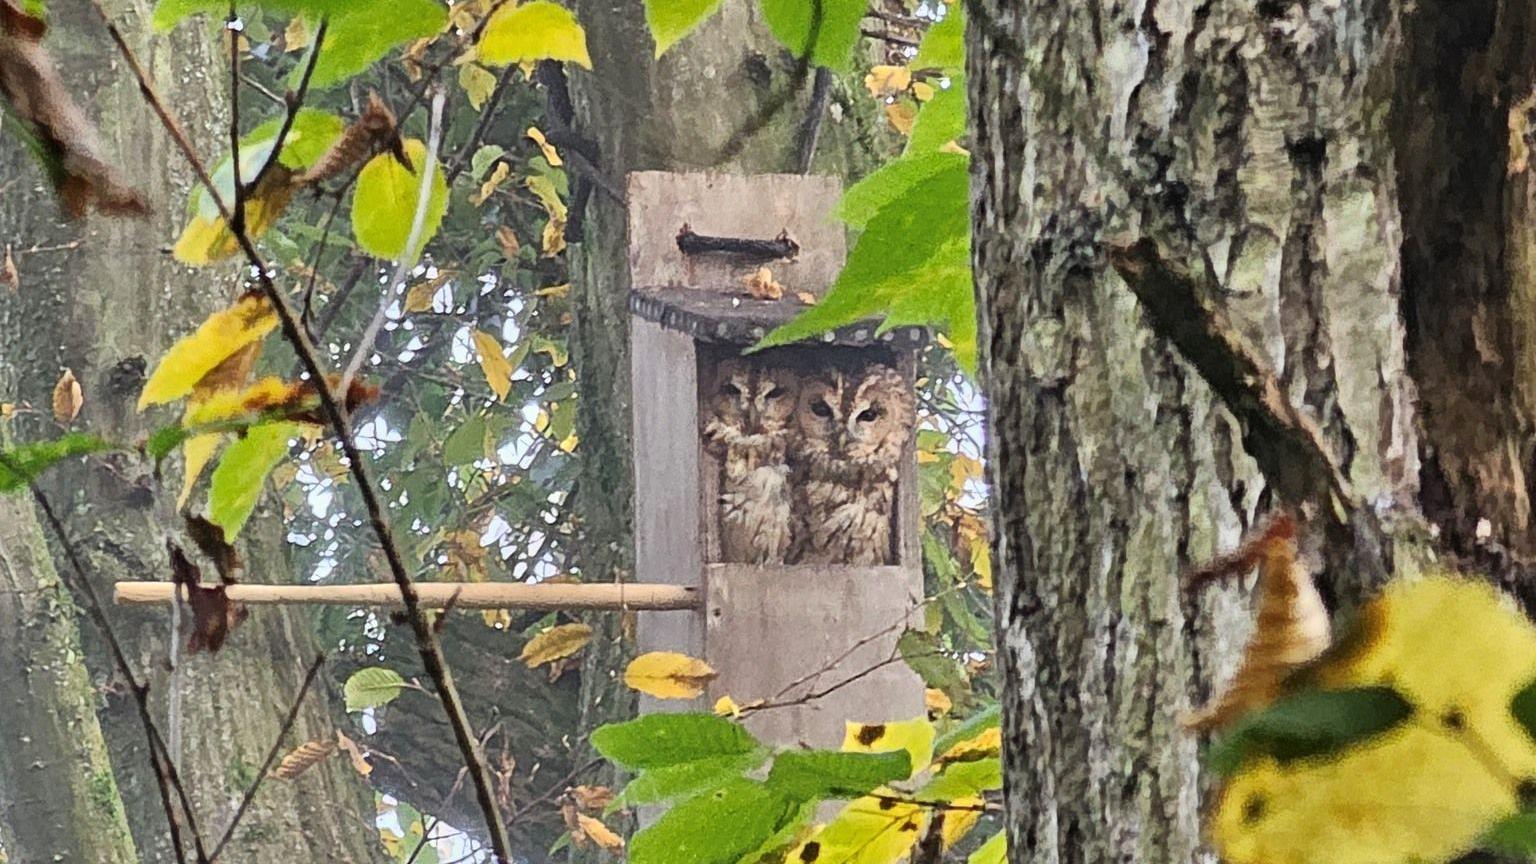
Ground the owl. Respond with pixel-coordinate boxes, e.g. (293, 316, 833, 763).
(702, 359, 800, 564)
(791, 363, 915, 565)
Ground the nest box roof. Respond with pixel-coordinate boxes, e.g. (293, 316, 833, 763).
(629, 286, 928, 348)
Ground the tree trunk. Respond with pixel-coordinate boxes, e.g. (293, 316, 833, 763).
(0, 497, 138, 864)
(970, 1, 1412, 861)
(562, 0, 887, 834)
(0, 2, 381, 860)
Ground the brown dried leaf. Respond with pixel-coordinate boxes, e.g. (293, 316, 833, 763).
(169, 542, 248, 654)
(794, 290, 817, 306)
(274, 740, 335, 780)
(743, 266, 784, 301)
(404, 271, 454, 314)
(184, 514, 241, 583)
(472, 161, 510, 206)
(569, 785, 614, 812)
(51, 367, 80, 424)
(335, 730, 373, 776)
(885, 100, 917, 135)
(1181, 513, 1330, 731)
(864, 64, 912, 98)
(520, 622, 593, 668)
(0, 1, 149, 217)
(1, 244, 16, 292)
(495, 225, 520, 259)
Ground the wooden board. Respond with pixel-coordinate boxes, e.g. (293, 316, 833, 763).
(704, 564, 925, 748)
(627, 172, 846, 300)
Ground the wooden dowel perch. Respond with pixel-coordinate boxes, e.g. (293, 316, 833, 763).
(114, 581, 701, 611)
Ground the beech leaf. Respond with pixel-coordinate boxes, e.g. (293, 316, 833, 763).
(623, 651, 717, 700)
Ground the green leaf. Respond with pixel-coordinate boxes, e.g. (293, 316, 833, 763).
(591, 713, 760, 771)
(0, 434, 115, 493)
(758, 0, 866, 72)
(646, 0, 723, 55)
(152, 0, 355, 32)
(1511, 677, 1536, 745)
(906, 80, 966, 155)
(837, 151, 968, 228)
(470, 145, 505, 180)
(351, 139, 448, 263)
(191, 109, 345, 220)
(344, 666, 407, 711)
(766, 749, 912, 801)
(617, 751, 767, 807)
(1484, 811, 1536, 858)
(1205, 686, 1414, 776)
(629, 779, 799, 864)
(934, 703, 1000, 758)
(442, 414, 487, 465)
(760, 158, 974, 371)
(305, 0, 447, 88)
(913, 6, 964, 71)
(207, 422, 295, 538)
(479, 1, 592, 68)
(968, 830, 1007, 864)
(917, 756, 1001, 800)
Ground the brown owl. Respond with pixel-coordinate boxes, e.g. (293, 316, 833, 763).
(702, 359, 800, 564)
(791, 363, 914, 565)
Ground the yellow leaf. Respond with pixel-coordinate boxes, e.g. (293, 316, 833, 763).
(1212, 576, 1536, 864)
(791, 792, 926, 864)
(949, 454, 983, 486)
(283, 15, 311, 52)
(274, 739, 335, 779)
(912, 80, 935, 101)
(937, 726, 1000, 764)
(459, 62, 498, 110)
(178, 431, 223, 507)
(172, 177, 295, 265)
(525, 174, 567, 219)
(139, 292, 278, 409)
(542, 216, 567, 256)
(473, 329, 513, 400)
(714, 695, 741, 717)
(842, 717, 936, 773)
(51, 368, 81, 425)
(574, 814, 624, 852)
(558, 432, 578, 453)
(794, 290, 817, 306)
(520, 622, 593, 667)
(0, 403, 15, 419)
(479, 0, 592, 69)
(971, 536, 992, 590)
(535, 282, 571, 299)
(925, 688, 952, 717)
(472, 161, 510, 206)
(623, 651, 717, 699)
(482, 608, 512, 628)
(885, 101, 917, 135)
(864, 64, 911, 97)
(940, 799, 983, 849)
(404, 271, 454, 314)
(526, 126, 563, 166)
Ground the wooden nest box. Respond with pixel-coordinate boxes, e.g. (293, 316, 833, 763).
(628, 172, 925, 747)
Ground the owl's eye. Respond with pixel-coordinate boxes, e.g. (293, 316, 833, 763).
(766, 386, 787, 400)
(810, 400, 833, 418)
(720, 382, 741, 397)
(857, 407, 882, 423)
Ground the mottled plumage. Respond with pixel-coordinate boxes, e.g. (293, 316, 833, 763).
(791, 363, 914, 565)
(703, 359, 799, 564)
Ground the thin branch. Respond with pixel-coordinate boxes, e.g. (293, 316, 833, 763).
(860, 26, 921, 48)
(795, 67, 832, 173)
(246, 17, 328, 195)
(92, 8, 516, 858)
(444, 64, 517, 186)
(227, 6, 245, 235)
(342, 86, 445, 391)
(239, 73, 285, 107)
(208, 652, 326, 863)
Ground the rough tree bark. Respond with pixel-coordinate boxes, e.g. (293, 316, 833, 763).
(971, 0, 1415, 861)
(0, 497, 137, 864)
(0, 2, 381, 861)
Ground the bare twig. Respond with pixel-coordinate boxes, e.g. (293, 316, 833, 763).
(208, 652, 327, 862)
(342, 86, 446, 392)
(445, 64, 517, 185)
(227, 6, 244, 235)
(92, 7, 516, 858)
(795, 67, 832, 173)
(246, 17, 329, 195)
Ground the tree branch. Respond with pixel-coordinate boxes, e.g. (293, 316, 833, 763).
(91, 6, 516, 859)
